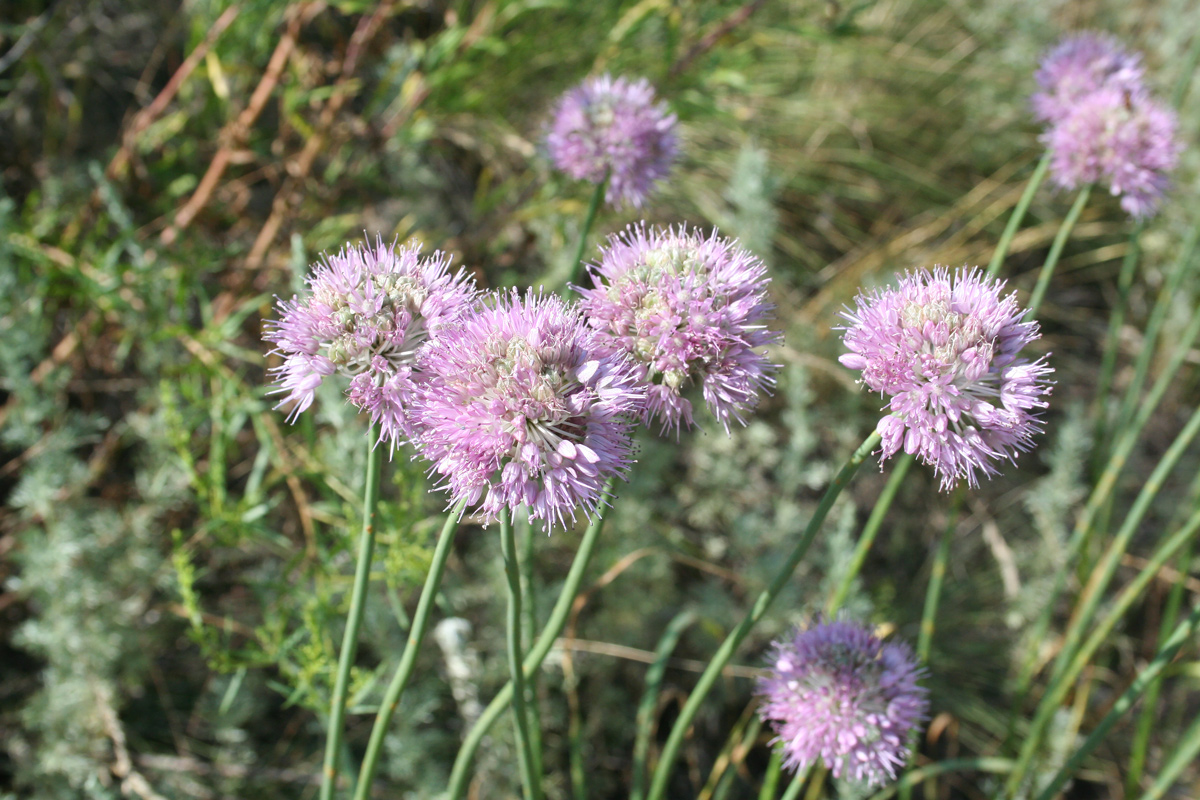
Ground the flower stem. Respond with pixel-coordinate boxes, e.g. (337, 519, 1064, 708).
(779, 764, 814, 800)
(1089, 222, 1143, 473)
(826, 452, 913, 615)
(1025, 183, 1091, 319)
(352, 498, 467, 800)
(985, 152, 1051, 280)
(565, 174, 608, 294)
(645, 432, 882, 800)
(517, 513, 545, 781)
(918, 492, 961, 662)
(445, 480, 611, 799)
(319, 428, 383, 800)
(501, 508, 542, 800)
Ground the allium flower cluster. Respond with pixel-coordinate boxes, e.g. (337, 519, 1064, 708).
(1034, 32, 1181, 219)
(546, 74, 678, 208)
(1031, 32, 1144, 123)
(413, 291, 645, 528)
(577, 224, 780, 433)
(1044, 86, 1181, 219)
(264, 239, 476, 446)
(839, 268, 1053, 490)
(758, 620, 928, 787)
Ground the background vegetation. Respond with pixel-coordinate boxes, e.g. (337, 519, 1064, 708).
(2, 0, 1198, 798)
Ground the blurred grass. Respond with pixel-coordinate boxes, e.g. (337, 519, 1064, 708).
(2, 0, 1199, 798)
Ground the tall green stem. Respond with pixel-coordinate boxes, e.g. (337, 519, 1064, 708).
(1025, 184, 1091, 319)
(352, 498, 467, 800)
(1089, 223, 1143, 473)
(446, 481, 615, 800)
(645, 432, 882, 800)
(565, 175, 608, 294)
(501, 508, 541, 800)
(985, 152, 1052, 280)
(826, 453, 913, 615)
(518, 513, 544, 780)
(918, 494, 960, 662)
(1028, 603, 1200, 800)
(1006, 506, 1200, 796)
(319, 428, 383, 800)
(1137, 710, 1200, 800)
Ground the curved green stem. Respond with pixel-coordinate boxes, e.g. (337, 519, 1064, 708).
(446, 481, 615, 800)
(645, 432, 882, 800)
(1029, 603, 1200, 800)
(985, 152, 1052, 280)
(501, 508, 541, 800)
(319, 428, 383, 800)
(518, 513, 544, 780)
(565, 174, 608, 294)
(827, 453, 913, 615)
(1025, 184, 1091, 320)
(352, 498, 467, 800)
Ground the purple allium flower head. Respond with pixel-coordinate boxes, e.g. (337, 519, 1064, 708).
(1031, 32, 1144, 124)
(413, 290, 645, 529)
(1044, 86, 1181, 219)
(757, 620, 928, 787)
(838, 268, 1053, 490)
(576, 224, 780, 434)
(264, 238, 476, 446)
(546, 74, 678, 208)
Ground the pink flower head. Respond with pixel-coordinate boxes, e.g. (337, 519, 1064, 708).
(264, 238, 477, 446)
(839, 268, 1053, 490)
(758, 620, 928, 787)
(576, 224, 780, 434)
(413, 290, 645, 530)
(1032, 32, 1144, 124)
(546, 74, 678, 208)
(1044, 86, 1181, 219)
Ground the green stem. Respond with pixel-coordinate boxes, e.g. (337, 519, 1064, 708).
(985, 152, 1052, 280)
(645, 432, 882, 800)
(1006, 506, 1200, 797)
(757, 748, 784, 800)
(826, 452, 913, 615)
(1126, 536, 1194, 796)
(352, 498, 467, 800)
(518, 513, 544, 780)
(1050, 400, 1200, 688)
(1025, 184, 1092, 320)
(1030, 604, 1200, 800)
(867, 758, 1014, 800)
(1126, 469, 1200, 795)
(631, 610, 698, 800)
(319, 428, 383, 800)
(1138, 710, 1200, 800)
(1010, 307, 1200, 705)
(918, 493, 960, 662)
(779, 764, 814, 800)
(501, 508, 541, 800)
(1089, 223, 1143, 474)
(565, 174, 608, 294)
(446, 481, 615, 800)
(1113, 225, 1200, 442)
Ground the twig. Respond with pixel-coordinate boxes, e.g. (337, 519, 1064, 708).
(669, 0, 769, 78)
(243, 2, 394, 271)
(556, 638, 762, 679)
(162, 4, 321, 244)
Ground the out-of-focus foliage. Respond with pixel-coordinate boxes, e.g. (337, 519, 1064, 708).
(2, 0, 1199, 798)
